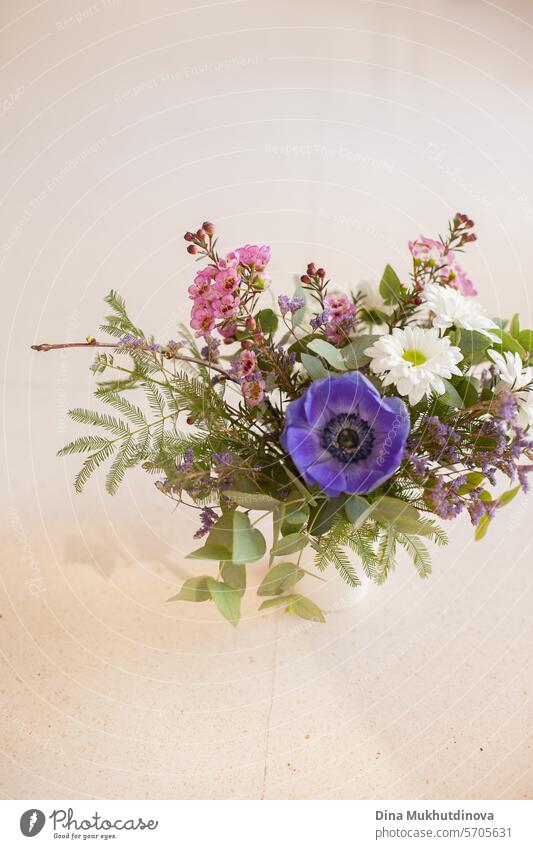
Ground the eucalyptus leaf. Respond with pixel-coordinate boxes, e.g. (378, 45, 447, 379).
(186, 542, 231, 561)
(206, 577, 241, 626)
(259, 594, 300, 611)
(454, 376, 479, 408)
(309, 495, 346, 536)
(257, 562, 304, 596)
(281, 502, 310, 535)
(344, 495, 374, 527)
(221, 561, 246, 595)
(167, 575, 211, 603)
(341, 334, 379, 370)
(256, 308, 278, 334)
(307, 338, 345, 370)
(372, 496, 426, 534)
(292, 281, 306, 327)
(288, 595, 326, 623)
(439, 379, 464, 410)
(301, 353, 331, 381)
(270, 504, 285, 565)
(232, 512, 267, 564)
(271, 532, 308, 557)
(226, 488, 280, 511)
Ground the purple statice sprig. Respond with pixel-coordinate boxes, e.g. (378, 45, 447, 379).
(193, 506, 219, 539)
(278, 295, 305, 317)
(117, 333, 161, 352)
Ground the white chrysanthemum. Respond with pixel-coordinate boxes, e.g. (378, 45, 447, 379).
(365, 326, 463, 406)
(489, 349, 533, 429)
(421, 283, 497, 337)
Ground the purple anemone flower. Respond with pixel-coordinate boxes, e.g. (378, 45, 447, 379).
(281, 372, 410, 496)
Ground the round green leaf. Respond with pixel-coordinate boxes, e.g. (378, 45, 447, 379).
(257, 562, 304, 596)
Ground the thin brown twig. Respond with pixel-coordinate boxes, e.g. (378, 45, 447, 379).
(30, 340, 238, 383)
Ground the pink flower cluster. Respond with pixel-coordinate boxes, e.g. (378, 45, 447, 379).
(409, 236, 477, 296)
(188, 246, 270, 337)
(236, 244, 270, 270)
(323, 293, 358, 344)
(230, 349, 265, 406)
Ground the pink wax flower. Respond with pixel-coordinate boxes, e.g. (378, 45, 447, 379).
(322, 292, 357, 344)
(217, 251, 240, 271)
(214, 267, 241, 294)
(440, 261, 477, 296)
(232, 349, 257, 379)
(409, 236, 447, 265)
(241, 376, 265, 406)
(212, 294, 240, 319)
(235, 244, 270, 270)
(324, 292, 356, 319)
(218, 320, 238, 338)
(190, 305, 215, 335)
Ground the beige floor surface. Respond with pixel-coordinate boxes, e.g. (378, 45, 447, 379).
(1, 495, 532, 799)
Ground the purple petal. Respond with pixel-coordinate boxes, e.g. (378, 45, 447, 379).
(307, 460, 346, 496)
(283, 426, 324, 468)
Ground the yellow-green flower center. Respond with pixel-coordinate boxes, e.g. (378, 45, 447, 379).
(403, 348, 427, 366)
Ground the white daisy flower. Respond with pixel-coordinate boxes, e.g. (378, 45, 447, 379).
(365, 326, 463, 406)
(421, 283, 497, 337)
(489, 349, 533, 429)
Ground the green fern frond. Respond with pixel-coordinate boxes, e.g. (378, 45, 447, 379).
(397, 533, 432, 578)
(73, 441, 116, 492)
(419, 520, 448, 546)
(102, 289, 144, 338)
(312, 515, 361, 587)
(57, 435, 113, 456)
(100, 391, 147, 427)
(67, 408, 130, 438)
(375, 529, 397, 584)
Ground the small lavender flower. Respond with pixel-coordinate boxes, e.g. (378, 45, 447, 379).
(200, 334, 221, 361)
(491, 390, 518, 421)
(404, 450, 429, 477)
(278, 295, 305, 317)
(193, 506, 218, 539)
(518, 464, 533, 492)
(118, 334, 160, 352)
(213, 451, 234, 468)
(176, 449, 194, 472)
(166, 339, 186, 356)
(425, 476, 466, 519)
(310, 309, 330, 330)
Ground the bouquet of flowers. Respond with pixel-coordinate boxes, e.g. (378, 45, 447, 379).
(33, 213, 533, 625)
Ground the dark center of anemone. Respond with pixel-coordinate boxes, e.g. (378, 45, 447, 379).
(321, 412, 375, 463)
